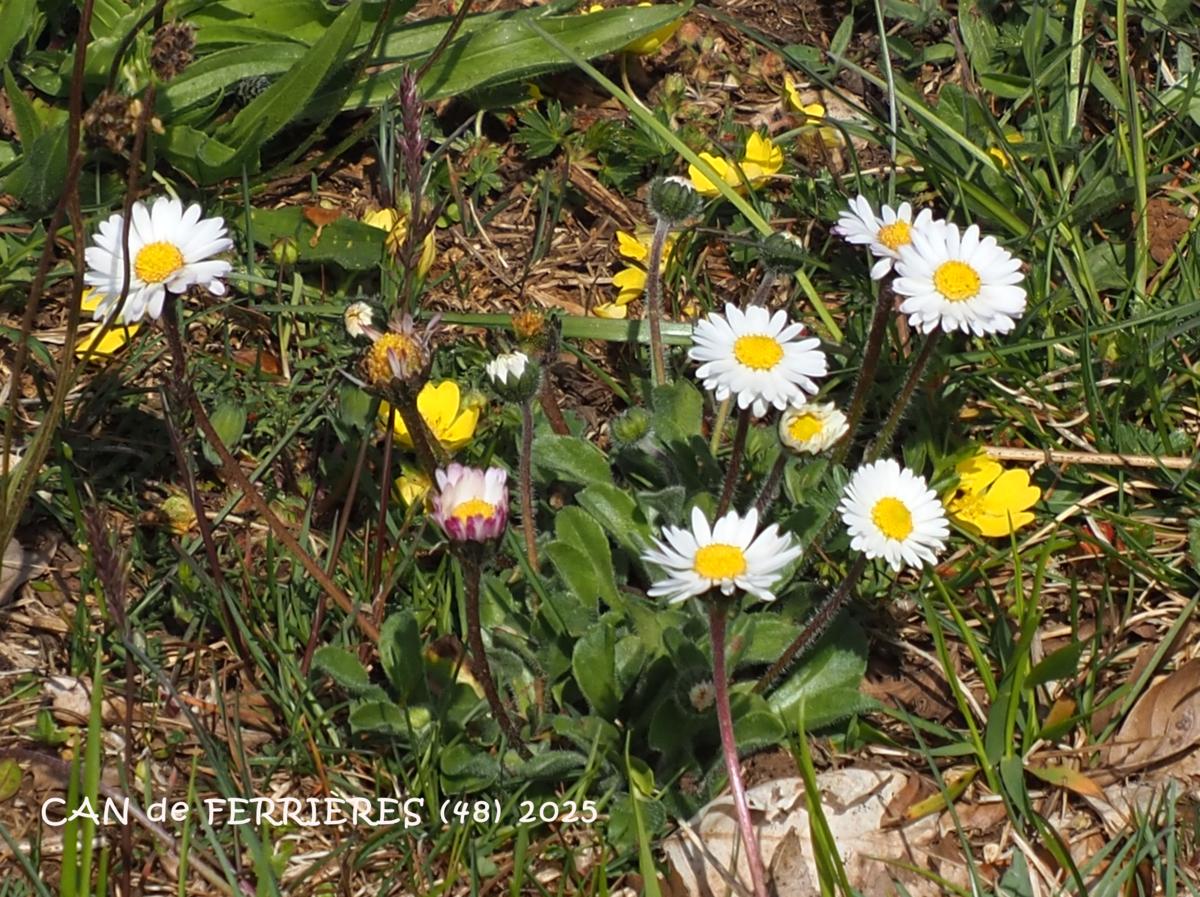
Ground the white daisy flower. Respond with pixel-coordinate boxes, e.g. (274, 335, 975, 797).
(779, 402, 849, 455)
(344, 301, 374, 338)
(688, 303, 827, 418)
(485, 351, 529, 386)
(833, 195, 942, 279)
(642, 506, 801, 605)
(85, 196, 233, 325)
(892, 222, 1026, 336)
(838, 458, 949, 572)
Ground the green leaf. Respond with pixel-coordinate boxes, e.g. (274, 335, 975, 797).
(1, 121, 67, 212)
(439, 743, 500, 791)
(512, 750, 587, 782)
(572, 621, 619, 718)
(217, 0, 363, 155)
(553, 507, 621, 606)
(379, 611, 428, 704)
(190, 0, 340, 47)
(202, 402, 247, 466)
(733, 710, 786, 752)
(1026, 642, 1083, 689)
(0, 0, 34, 68)
(543, 542, 600, 635)
(312, 646, 371, 693)
(3, 67, 40, 145)
(730, 616, 803, 668)
(343, 3, 690, 107)
(158, 44, 307, 117)
(650, 379, 703, 445)
(532, 434, 612, 485)
(768, 624, 869, 730)
(158, 124, 245, 185)
(348, 698, 406, 734)
(958, 0, 998, 71)
(0, 758, 21, 802)
(241, 206, 386, 269)
(576, 483, 652, 557)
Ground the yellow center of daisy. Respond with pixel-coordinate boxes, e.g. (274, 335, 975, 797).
(871, 497, 913, 541)
(876, 221, 911, 251)
(733, 335, 784, 371)
(787, 413, 824, 442)
(365, 332, 422, 386)
(134, 241, 184, 284)
(451, 499, 495, 522)
(693, 543, 747, 579)
(933, 260, 982, 302)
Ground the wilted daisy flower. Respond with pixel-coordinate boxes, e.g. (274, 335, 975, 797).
(85, 196, 232, 324)
(779, 402, 848, 455)
(839, 459, 949, 572)
(344, 301, 374, 338)
(431, 464, 509, 542)
(689, 303, 827, 418)
(833, 196, 941, 279)
(642, 506, 801, 604)
(893, 222, 1026, 336)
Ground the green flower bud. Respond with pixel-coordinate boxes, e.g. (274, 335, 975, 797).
(759, 231, 808, 272)
(610, 406, 653, 449)
(648, 176, 704, 225)
(485, 351, 541, 404)
(271, 236, 299, 268)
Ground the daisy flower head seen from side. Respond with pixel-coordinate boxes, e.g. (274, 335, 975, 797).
(642, 507, 801, 605)
(431, 464, 509, 542)
(892, 222, 1026, 336)
(85, 196, 233, 325)
(833, 195, 942, 279)
(839, 458, 949, 572)
(688, 303, 827, 418)
(779, 402, 849, 455)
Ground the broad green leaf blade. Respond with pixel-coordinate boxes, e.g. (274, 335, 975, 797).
(158, 44, 307, 117)
(240, 206, 386, 270)
(571, 621, 619, 718)
(3, 66, 41, 145)
(158, 124, 245, 185)
(312, 646, 371, 693)
(217, 0, 363, 152)
(532, 434, 613, 485)
(379, 611, 429, 704)
(0, 0, 35, 68)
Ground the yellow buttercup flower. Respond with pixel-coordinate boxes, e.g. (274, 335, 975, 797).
(945, 453, 1040, 538)
(784, 74, 840, 148)
(687, 133, 782, 197)
(75, 289, 141, 359)
(363, 208, 436, 277)
(379, 381, 479, 454)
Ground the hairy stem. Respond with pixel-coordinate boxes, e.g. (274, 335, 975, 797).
(754, 452, 789, 517)
(463, 553, 531, 759)
(748, 268, 777, 307)
(865, 328, 941, 463)
(716, 409, 751, 517)
(644, 217, 672, 387)
(390, 379, 443, 481)
(832, 281, 895, 466)
(519, 400, 539, 569)
(709, 601, 769, 897)
(753, 555, 867, 694)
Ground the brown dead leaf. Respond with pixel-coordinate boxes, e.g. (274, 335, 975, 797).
(1028, 763, 1107, 800)
(1110, 658, 1200, 774)
(303, 205, 341, 246)
(2, 537, 47, 605)
(1141, 197, 1191, 264)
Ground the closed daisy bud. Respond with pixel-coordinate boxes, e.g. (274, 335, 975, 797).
(432, 464, 509, 542)
(610, 406, 653, 448)
(648, 175, 703, 225)
(485, 350, 541, 403)
(778, 403, 848, 455)
(344, 301, 374, 339)
(839, 459, 949, 572)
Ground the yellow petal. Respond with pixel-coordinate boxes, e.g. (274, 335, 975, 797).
(622, 4, 680, 55)
(688, 153, 741, 197)
(379, 401, 414, 449)
(75, 321, 139, 359)
(417, 381, 461, 435)
(593, 301, 628, 319)
(984, 469, 1041, 513)
(440, 405, 480, 453)
(743, 132, 782, 175)
(393, 469, 432, 507)
(955, 454, 1002, 493)
(363, 208, 398, 231)
(616, 230, 649, 263)
(418, 230, 437, 278)
(613, 266, 647, 295)
(586, 2, 604, 10)
(783, 73, 802, 111)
